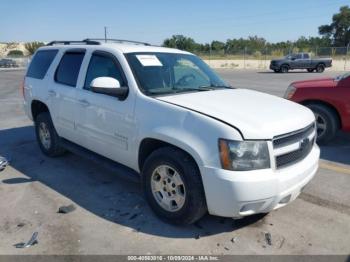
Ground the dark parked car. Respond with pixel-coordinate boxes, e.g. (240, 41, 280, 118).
(285, 72, 350, 143)
(0, 58, 18, 68)
(270, 53, 332, 73)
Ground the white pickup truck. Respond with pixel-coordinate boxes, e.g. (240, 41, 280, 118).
(23, 39, 320, 224)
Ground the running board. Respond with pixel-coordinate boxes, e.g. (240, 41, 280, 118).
(60, 138, 141, 183)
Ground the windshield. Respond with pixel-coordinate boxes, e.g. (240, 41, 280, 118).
(125, 52, 230, 96)
(335, 72, 350, 81)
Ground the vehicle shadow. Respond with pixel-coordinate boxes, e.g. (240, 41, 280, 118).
(319, 131, 350, 166)
(0, 126, 268, 239)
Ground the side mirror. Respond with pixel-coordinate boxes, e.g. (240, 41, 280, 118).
(90, 77, 128, 100)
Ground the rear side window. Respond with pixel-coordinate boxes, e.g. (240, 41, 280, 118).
(303, 53, 310, 59)
(26, 50, 58, 79)
(55, 51, 85, 87)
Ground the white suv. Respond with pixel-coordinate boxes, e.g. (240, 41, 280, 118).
(23, 39, 320, 224)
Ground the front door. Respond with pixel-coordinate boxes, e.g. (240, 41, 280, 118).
(75, 51, 136, 166)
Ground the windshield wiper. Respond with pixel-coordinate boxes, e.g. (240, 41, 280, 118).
(146, 85, 233, 96)
(198, 85, 233, 89)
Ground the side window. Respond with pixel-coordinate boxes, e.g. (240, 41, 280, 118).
(55, 51, 85, 87)
(26, 50, 58, 79)
(174, 58, 210, 88)
(84, 53, 125, 90)
(295, 54, 302, 59)
(303, 53, 310, 59)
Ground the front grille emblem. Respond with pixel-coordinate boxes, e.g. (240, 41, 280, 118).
(299, 138, 309, 150)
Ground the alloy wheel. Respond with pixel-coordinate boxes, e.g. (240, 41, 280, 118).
(151, 165, 186, 212)
(38, 122, 51, 150)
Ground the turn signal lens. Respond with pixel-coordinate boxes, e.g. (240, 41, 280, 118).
(284, 85, 296, 100)
(219, 139, 231, 170)
(20, 78, 25, 98)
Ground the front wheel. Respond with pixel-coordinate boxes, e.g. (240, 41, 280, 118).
(306, 104, 338, 144)
(142, 147, 207, 225)
(307, 68, 314, 73)
(280, 65, 289, 73)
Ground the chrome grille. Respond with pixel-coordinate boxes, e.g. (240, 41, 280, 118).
(273, 123, 316, 169)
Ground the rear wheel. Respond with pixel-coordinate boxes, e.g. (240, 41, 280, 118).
(35, 112, 66, 157)
(280, 65, 289, 73)
(306, 104, 338, 144)
(307, 68, 314, 73)
(142, 147, 207, 225)
(274, 69, 280, 73)
(316, 64, 325, 73)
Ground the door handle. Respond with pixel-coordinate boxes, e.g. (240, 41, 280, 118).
(78, 99, 90, 107)
(48, 90, 56, 96)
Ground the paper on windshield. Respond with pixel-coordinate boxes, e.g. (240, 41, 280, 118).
(136, 55, 163, 66)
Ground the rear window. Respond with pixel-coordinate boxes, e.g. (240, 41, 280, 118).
(55, 51, 85, 87)
(26, 50, 58, 79)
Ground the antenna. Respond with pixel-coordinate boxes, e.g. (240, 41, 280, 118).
(104, 26, 108, 43)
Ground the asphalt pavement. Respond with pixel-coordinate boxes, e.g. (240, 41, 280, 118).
(0, 69, 349, 255)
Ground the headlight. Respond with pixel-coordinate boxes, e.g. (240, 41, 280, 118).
(284, 84, 296, 99)
(219, 139, 270, 171)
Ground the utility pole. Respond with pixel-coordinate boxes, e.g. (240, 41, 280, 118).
(104, 26, 108, 43)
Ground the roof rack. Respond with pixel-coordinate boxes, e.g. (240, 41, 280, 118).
(46, 40, 101, 46)
(83, 38, 151, 46)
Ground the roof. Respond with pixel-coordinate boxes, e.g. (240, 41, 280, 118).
(41, 40, 191, 55)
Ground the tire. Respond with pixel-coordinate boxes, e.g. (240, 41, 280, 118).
(142, 147, 207, 225)
(306, 104, 338, 144)
(34, 112, 66, 157)
(316, 64, 325, 73)
(307, 68, 314, 73)
(280, 65, 289, 73)
(273, 69, 280, 73)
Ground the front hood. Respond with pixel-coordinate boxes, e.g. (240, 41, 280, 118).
(157, 89, 315, 139)
(292, 77, 336, 88)
(271, 59, 284, 63)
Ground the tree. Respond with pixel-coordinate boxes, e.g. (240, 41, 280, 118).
(211, 41, 225, 51)
(25, 41, 45, 55)
(162, 35, 197, 52)
(319, 5, 350, 46)
(7, 50, 24, 57)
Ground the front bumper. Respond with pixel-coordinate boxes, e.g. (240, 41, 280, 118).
(270, 64, 280, 70)
(201, 145, 320, 217)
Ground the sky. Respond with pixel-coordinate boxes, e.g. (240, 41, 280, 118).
(1, 0, 349, 44)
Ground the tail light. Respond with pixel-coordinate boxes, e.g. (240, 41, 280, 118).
(20, 78, 25, 98)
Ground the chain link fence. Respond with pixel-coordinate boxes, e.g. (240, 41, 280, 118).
(0, 46, 349, 71)
(195, 46, 350, 70)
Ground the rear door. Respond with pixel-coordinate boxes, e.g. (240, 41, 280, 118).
(301, 53, 312, 68)
(75, 50, 136, 166)
(290, 53, 303, 69)
(49, 49, 85, 142)
(25, 49, 58, 118)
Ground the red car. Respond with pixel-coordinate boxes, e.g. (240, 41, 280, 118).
(285, 72, 350, 143)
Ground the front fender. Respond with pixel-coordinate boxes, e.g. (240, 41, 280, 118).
(135, 97, 243, 172)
